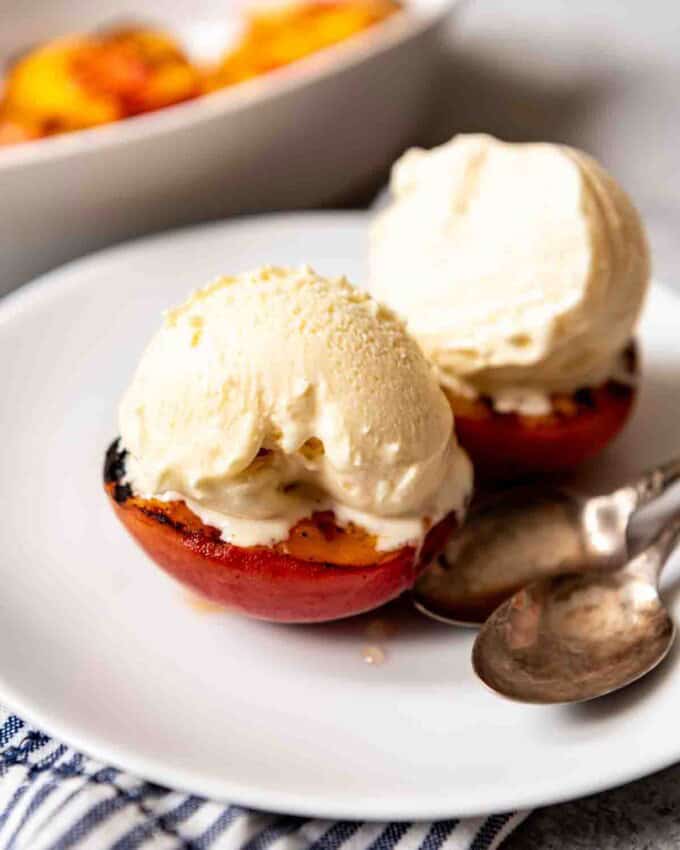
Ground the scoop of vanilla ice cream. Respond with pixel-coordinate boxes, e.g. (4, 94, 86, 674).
(119, 266, 472, 549)
(370, 134, 650, 415)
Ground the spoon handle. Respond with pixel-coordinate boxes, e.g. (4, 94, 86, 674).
(630, 457, 680, 511)
(628, 513, 680, 584)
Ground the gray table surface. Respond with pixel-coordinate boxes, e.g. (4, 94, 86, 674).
(428, 0, 680, 845)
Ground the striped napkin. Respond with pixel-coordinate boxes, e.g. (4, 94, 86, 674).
(0, 708, 527, 850)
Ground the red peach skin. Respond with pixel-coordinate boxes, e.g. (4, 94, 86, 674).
(449, 381, 635, 482)
(104, 472, 457, 623)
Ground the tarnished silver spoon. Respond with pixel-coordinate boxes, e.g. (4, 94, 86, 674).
(413, 457, 680, 627)
(471, 515, 680, 704)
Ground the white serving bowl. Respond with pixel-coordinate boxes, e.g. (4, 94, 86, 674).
(0, 0, 459, 295)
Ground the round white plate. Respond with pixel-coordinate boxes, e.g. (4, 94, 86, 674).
(1, 212, 680, 821)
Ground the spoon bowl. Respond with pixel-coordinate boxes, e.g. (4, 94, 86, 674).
(414, 457, 680, 626)
(472, 517, 680, 704)
(414, 487, 589, 627)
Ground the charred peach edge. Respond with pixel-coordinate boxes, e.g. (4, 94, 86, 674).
(104, 440, 457, 622)
(446, 376, 636, 480)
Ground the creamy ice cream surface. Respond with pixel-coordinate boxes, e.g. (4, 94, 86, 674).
(370, 134, 650, 414)
(119, 266, 472, 549)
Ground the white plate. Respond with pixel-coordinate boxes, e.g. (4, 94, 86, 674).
(1, 212, 680, 821)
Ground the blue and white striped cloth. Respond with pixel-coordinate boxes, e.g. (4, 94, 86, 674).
(0, 708, 526, 850)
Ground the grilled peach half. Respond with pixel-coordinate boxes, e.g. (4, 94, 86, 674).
(447, 375, 636, 482)
(104, 441, 458, 623)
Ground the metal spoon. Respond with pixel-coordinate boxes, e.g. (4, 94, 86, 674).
(471, 515, 680, 704)
(413, 457, 680, 627)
